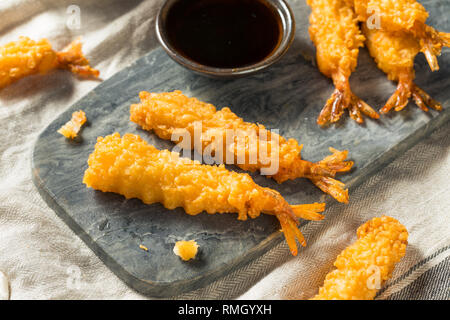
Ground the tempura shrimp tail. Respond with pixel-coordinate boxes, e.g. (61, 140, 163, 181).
(318, 147, 354, 174)
(417, 24, 450, 72)
(264, 188, 326, 255)
(317, 72, 379, 126)
(271, 147, 352, 203)
(410, 83, 442, 112)
(381, 71, 442, 113)
(290, 203, 326, 221)
(313, 147, 353, 204)
(273, 158, 336, 183)
(56, 38, 99, 78)
(438, 31, 450, 47)
(278, 150, 353, 180)
(311, 176, 349, 204)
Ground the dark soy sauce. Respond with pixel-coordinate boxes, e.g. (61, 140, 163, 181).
(166, 0, 282, 68)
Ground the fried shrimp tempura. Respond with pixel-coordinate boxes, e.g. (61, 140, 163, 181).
(58, 110, 87, 139)
(363, 25, 442, 113)
(306, 0, 379, 125)
(130, 91, 353, 203)
(0, 37, 99, 89)
(83, 133, 327, 256)
(311, 216, 408, 300)
(348, 0, 450, 71)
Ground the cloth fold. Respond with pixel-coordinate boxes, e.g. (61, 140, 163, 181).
(0, 0, 448, 299)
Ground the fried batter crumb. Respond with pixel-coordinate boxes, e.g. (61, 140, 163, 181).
(58, 110, 86, 139)
(173, 240, 199, 261)
(312, 216, 408, 300)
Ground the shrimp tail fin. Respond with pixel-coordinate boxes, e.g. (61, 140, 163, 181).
(278, 202, 326, 255)
(439, 31, 450, 47)
(272, 148, 352, 203)
(381, 78, 412, 113)
(419, 25, 450, 72)
(318, 74, 379, 126)
(263, 189, 325, 256)
(311, 176, 349, 204)
(307, 148, 353, 203)
(348, 93, 380, 124)
(290, 203, 326, 220)
(411, 83, 442, 112)
(56, 38, 100, 78)
(382, 73, 442, 113)
(422, 44, 440, 72)
(317, 89, 346, 126)
(277, 212, 306, 256)
(318, 147, 354, 174)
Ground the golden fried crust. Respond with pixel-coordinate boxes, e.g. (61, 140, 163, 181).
(130, 90, 302, 174)
(351, 0, 428, 31)
(83, 133, 260, 219)
(312, 216, 408, 300)
(82, 133, 305, 220)
(0, 37, 57, 89)
(349, 0, 449, 72)
(363, 25, 419, 81)
(307, 0, 364, 78)
(0, 37, 98, 89)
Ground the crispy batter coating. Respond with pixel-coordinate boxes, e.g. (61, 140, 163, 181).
(57, 110, 87, 139)
(173, 240, 199, 261)
(363, 26, 419, 82)
(130, 90, 353, 203)
(308, 0, 363, 79)
(83, 133, 327, 256)
(312, 216, 408, 300)
(350, 0, 428, 31)
(0, 37, 99, 89)
(363, 25, 442, 113)
(306, 0, 379, 125)
(349, 0, 450, 71)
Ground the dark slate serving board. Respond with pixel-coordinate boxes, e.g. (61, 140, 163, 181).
(32, 0, 449, 297)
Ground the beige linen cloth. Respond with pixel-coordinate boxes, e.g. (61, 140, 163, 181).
(0, 0, 449, 300)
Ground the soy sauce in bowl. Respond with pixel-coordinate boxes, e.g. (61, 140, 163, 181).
(166, 0, 282, 68)
(156, 0, 295, 77)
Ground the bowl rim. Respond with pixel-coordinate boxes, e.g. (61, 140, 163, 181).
(155, 0, 296, 77)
